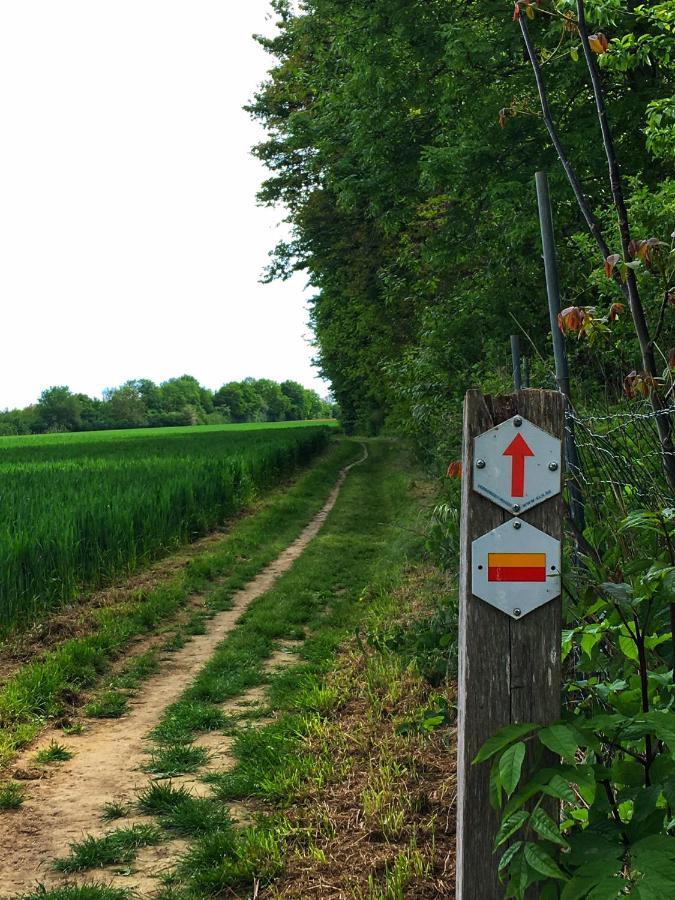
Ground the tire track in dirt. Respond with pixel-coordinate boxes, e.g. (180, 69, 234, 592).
(0, 446, 368, 896)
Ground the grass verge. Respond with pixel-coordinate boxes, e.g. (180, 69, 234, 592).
(0, 439, 359, 770)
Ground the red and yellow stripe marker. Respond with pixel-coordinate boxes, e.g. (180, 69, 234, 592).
(488, 552, 547, 583)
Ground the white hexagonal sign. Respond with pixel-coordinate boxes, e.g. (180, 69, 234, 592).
(472, 519, 561, 619)
(473, 415, 561, 515)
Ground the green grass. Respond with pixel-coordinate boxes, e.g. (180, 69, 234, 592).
(137, 783, 233, 836)
(0, 440, 359, 769)
(146, 744, 209, 778)
(18, 888, 131, 900)
(0, 780, 24, 809)
(101, 801, 130, 821)
(35, 740, 74, 764)
(0, 424, 332, 632)
(52, 824, 162, 873)
(138, 440, 428, 896)
(0, 419, 337, 448)
(85, 650, 162, 719)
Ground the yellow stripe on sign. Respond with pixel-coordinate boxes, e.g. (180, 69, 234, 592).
(488, 553, 546, 568)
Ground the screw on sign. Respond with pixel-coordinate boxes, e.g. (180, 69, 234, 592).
(471, 519, 561, 619)
(473, 415, 561, 514)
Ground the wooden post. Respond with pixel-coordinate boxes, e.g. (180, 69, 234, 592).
(456, 388, 564, 899)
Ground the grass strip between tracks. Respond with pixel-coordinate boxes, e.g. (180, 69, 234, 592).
(0, 439, 360, 770)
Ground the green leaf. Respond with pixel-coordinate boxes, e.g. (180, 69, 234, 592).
(499, 742, 526, 798)
(489, 757, 503, 809)
(498, 840, 523, 874)
(543, 773, 576, 803)
(586, 880, 627, 899)
(618, 634, 639, 662)
(473, 723, 538, 764)
(495, 810, 529, 848)
(523, 842, 567, 880)
(581, 630, 603, 658)
(538, 724, 581, 759)
(540, 883, 560, 900)
(531, 807, 570, 848)
(601, 582, 634, 605)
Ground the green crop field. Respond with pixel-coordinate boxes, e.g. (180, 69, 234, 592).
(0, 421, 333, 633)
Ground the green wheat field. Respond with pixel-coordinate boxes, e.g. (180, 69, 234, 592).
(0, 422, 334, 632)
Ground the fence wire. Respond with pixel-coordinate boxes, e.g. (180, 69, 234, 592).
(565, 402, 674, 521)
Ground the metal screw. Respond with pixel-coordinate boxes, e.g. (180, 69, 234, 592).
(513, 416, 523, 427)
(548, 462, 559, 472)
(476, 459, 486, 469)
(513, 608, 522, 618)
(513, 520, 522, 530)
(512, 504, 521, 513)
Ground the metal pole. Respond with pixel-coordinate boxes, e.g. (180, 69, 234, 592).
(510, 335, 522, 391)
(535, 171, 585, 532)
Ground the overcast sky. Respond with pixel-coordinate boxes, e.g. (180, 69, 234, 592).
(0, 1, 324, 410)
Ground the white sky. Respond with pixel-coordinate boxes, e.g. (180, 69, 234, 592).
(0, 1, 324, 410)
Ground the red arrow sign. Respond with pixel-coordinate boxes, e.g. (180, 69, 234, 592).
(503, 433, 535, 497)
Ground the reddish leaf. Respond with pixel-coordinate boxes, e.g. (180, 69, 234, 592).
(623, 370, 637, 399)
(627, 240, 640, 260)
(512, 2, 521, 20)
(588, 33, 609, 54)
(669, 349, 675, 370)
(624, 371, 659, 399)
(667, 291, 675, 308)
(447, 461, 462, 478)
(608, 303, 624, 322)
(558, 306, 587, 336)
(499, 109, 507, 129)
(636, 237, 661, 269)
(604, 254, 621, 278)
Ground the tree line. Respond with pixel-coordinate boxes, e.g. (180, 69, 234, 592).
(250, 0, 674, 459)
(0, 376, 335, 435)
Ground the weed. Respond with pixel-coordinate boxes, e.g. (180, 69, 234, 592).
(85, 691, 128, 719)
(137, 781, 194, 815)
(162, 632, 187, 652)
(101, 801, 130, 821)
(61, 721, 86, 735)
(356, 848, 431, 899)
(150, 701, 227, 746)
(146, 744, 209, 777)
(18, 887, 131, 900)
(52, 824, 162, 873)
(35, 741, 74, 764)
(0, 781, 24, 810)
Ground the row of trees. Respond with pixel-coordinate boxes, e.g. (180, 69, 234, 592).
(251, 0, 674, 456)
(0, 376, 334, 435)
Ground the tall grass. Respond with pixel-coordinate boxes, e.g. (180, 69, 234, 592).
(0, 424, 330, 632)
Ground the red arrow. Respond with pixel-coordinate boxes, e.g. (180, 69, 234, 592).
(503, 433, 535, 497)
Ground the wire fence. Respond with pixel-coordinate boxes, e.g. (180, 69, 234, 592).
(566, 402, 674, 522)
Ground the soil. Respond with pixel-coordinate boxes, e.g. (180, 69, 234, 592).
(0, 448, 367, 896)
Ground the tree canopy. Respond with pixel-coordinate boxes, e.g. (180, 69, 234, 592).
(0, 376, 334, 435)
(250, 0, 674, 456)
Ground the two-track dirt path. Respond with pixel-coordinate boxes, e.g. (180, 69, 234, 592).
(0, 447, 367, 896)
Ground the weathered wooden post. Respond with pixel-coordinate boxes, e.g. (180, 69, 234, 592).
(456, 388, 564, 899)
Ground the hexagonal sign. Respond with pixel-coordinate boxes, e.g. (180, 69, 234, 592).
(473, 415, 561, 515)
(472, 519, 561, 619)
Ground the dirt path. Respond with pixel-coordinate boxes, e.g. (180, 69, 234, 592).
(0, 447, 367, 896)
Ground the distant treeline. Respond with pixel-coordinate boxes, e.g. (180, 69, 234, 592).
(0, 377, 336, 435)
